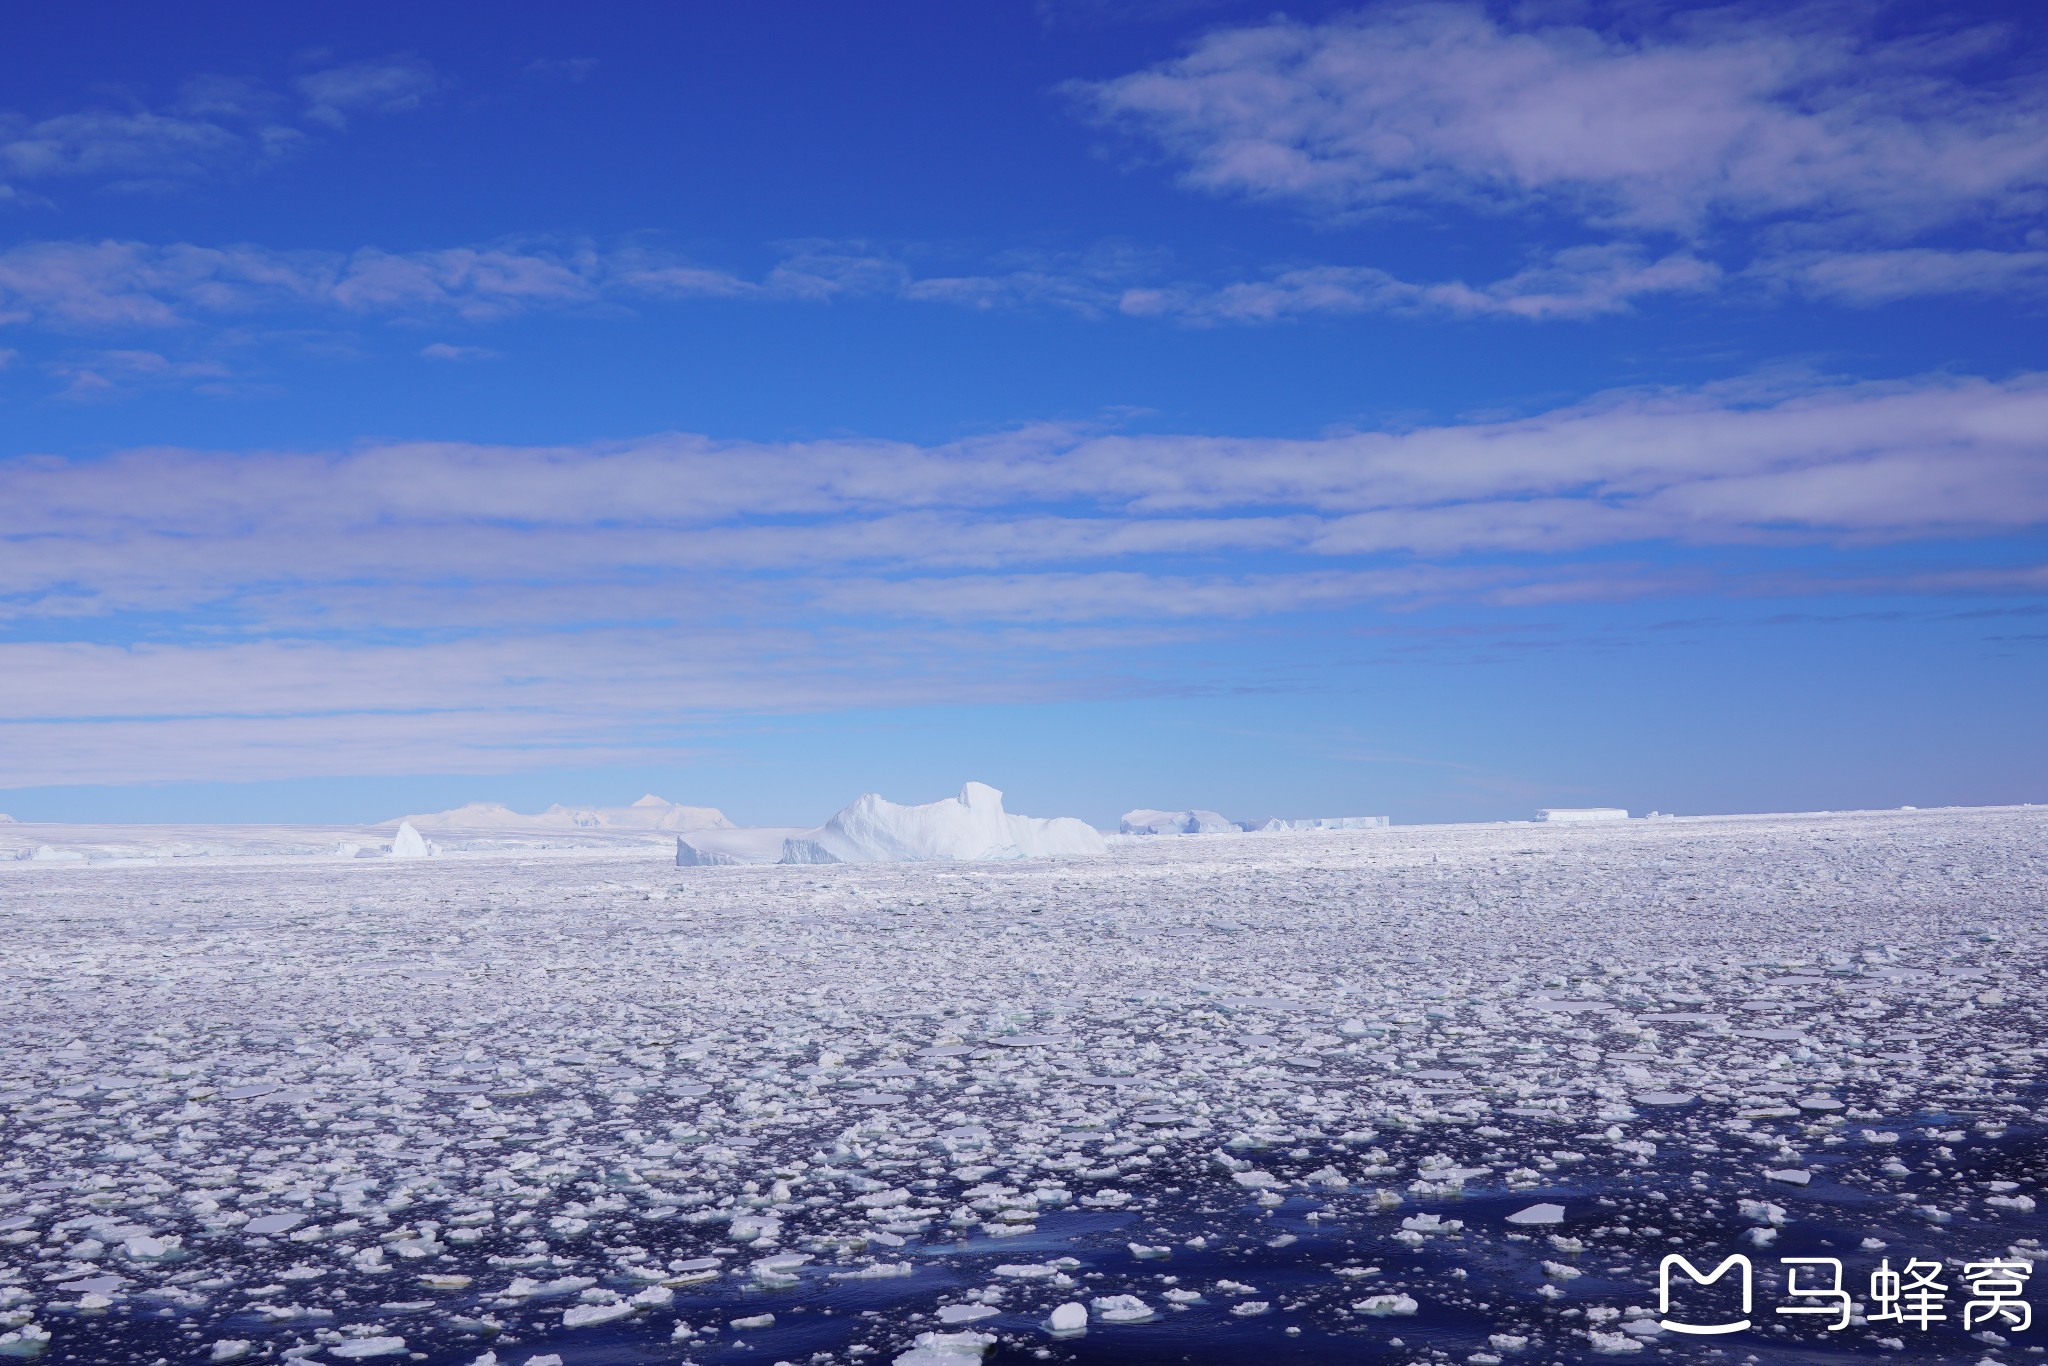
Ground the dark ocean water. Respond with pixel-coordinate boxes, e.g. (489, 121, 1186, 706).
(35, 1101, 2044, 1366)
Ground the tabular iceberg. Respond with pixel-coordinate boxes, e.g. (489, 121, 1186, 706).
(403, 794, 734, 835)
(1536, 808, 1630, 823)
(1123, 809, 1389, 835)
(1120, 808, 1236, 835)
(780, 782, 1105, 864)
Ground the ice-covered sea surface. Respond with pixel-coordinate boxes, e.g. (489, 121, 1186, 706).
(4, 807, 2046, 1366)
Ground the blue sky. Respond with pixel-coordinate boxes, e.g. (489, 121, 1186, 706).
(2, 0, 2044, 828)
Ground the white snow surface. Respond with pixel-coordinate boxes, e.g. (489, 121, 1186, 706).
(782, 783, 1105, 864)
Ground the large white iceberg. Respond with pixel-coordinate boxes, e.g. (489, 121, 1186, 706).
(780, 783, 1104, 864)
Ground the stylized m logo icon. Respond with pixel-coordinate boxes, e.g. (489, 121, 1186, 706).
(1659, 1253, 1753, 1335)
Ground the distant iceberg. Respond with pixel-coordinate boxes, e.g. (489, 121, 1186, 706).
(401, 794, 735, 835)
(389, 821, 433, 859)
(1121, 808, 1236, 836)
(676, 827, 810, 867)
(1536, 808, 1629, 823)
(1122, 808, 1388, 835)
(1240, 815, 1390, 832)
(667, 784, 1106, 868)
(782, 783, 1105, 864)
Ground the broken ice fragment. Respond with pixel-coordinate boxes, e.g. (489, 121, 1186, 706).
(1506, 1203, 1566, 1226)
(1091, 1294, 1156, 1323)
(936, 1305, 998, 1324)
(562, 1302, 635, 1328)
(892, 1331, 995, 1365)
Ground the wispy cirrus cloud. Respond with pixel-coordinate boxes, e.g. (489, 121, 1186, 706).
(1757, 246, 2048, 305)
(6, 367, 2044, 618)
(1121, 244, 1720, 322)
(0, 55, 441, 202)
(295, 55, 442, 129)
(5, 367, 2044, 784)
(1071, 3, 2048, 310)
(1071, 3, 2048, 233)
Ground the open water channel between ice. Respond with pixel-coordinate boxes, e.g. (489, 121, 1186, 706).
(3, 807, 2045, 1365)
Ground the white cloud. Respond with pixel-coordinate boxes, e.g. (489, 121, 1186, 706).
(1124, 244, 1719, 322)
(1073, 4, 2048, 234)
(296, 56, 443, 129)
(419, 341, 500, 362)
(5, 368, 2044, 784)
(0, 58, 438, 199)
(4, 368, 2042, 616)
(49, 348, 238, 400)
(1758, 247, 2048, 305)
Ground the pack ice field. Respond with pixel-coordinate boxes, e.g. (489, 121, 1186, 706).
(3, 807, 2046, 1365)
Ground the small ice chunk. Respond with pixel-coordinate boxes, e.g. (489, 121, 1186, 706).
(936, 1305, 999, 1324)
(994, 1263, 1058, 1279)
(330, 1339, 408, 1359)
(1356, 1293, 1419, 1316)
(1506, 1203, 1566, 1226)
(1766, 1169, 1812, 1186)
(245, 1214, 304, 1236)
(1090, 1294, 1155, 1323)
(1047, 1301, 1088, 1334)
(562, 1303, 635, 1328)
(892, 1331, 995, 1365)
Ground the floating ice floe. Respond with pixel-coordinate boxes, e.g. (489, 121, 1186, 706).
(892, 1330, 995, 1365)
(1506, 1203, 1567, 1226)
(6, 803, 2047, 1363)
